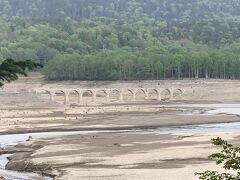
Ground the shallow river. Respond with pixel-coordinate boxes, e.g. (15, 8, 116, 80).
(172, 103, 240, 116)
(0, 104, 240, 179)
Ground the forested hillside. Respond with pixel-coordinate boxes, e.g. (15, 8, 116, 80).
(1, 0, 240, 80)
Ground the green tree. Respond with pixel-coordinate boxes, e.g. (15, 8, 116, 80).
(196, 137, 240, 180)
(0, 59, 42, 87)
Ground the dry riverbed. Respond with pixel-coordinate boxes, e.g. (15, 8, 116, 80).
(1, 106, 240, 180)
(4, 130, 240, 180)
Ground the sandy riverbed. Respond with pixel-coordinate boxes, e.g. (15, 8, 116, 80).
(1, 74, 240, 179)
(5, 131, 240, 180)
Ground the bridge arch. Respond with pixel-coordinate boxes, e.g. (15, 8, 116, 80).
(123, 89, 134, 101)
(109, 89, 121, 102)
(82, 90, 95, 104)
(161, 88, 172, 101)
(38, 89, 54, 101)
(173, 88, 184, 99)
(96, 89, 108, 103)
(147, 89, 160, 101)
(134, 88, 147, 101)
(68, 90, 81, 104)
(38, 87, 182, 105)
(53, 90, 68, 105)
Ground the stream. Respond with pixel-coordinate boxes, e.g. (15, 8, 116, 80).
(0, 104, 240, 179)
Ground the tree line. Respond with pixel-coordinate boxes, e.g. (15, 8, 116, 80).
(43, 46, 240, 81)
(1, 0, 240, 80)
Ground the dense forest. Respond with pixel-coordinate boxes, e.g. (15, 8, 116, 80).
(1, 0, 240, 80)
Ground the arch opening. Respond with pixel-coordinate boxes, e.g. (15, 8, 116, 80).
(161, 89, 171, 101)
(148, 89, 159, 101)
(109, 89, 121, 102)
(123, 89, 134, 102)
(135, 89, 147, 101)
(173, 89, 183, 99)
(54, 90, 66, 104)
(39, 89, 52, 102)
(69, 90, 80, 104)
(82, 90, 94, 104)
(96, 90, 108, 103)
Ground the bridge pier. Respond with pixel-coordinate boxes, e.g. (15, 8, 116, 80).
(50, 92, 55, 102)
(64, 92, 69, 105)
(106, 93, 110, 102)
(119, 89, 124, 102)
(79, 94, 83, 105)
(93, 91, 97, 104)
(133, 92, 136, 101)
(157, 92, 162, 101)
(77, 93, 81, 104)
(169, 89, 174, 101)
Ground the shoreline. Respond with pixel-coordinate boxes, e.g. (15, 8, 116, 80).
(0, 117, 239, 136)
(0, 107, 239, 136)
(0, 101, 240, 136)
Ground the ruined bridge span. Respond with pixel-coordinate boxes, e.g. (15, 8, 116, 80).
(37, 88, 184, 105)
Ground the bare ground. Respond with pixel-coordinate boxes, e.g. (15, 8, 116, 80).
(1, 74, 240, 179)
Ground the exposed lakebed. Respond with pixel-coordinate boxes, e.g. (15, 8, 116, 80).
(0, 104, 240, 179)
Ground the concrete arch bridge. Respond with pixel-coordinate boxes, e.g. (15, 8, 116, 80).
(37, 88, 184, 105)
